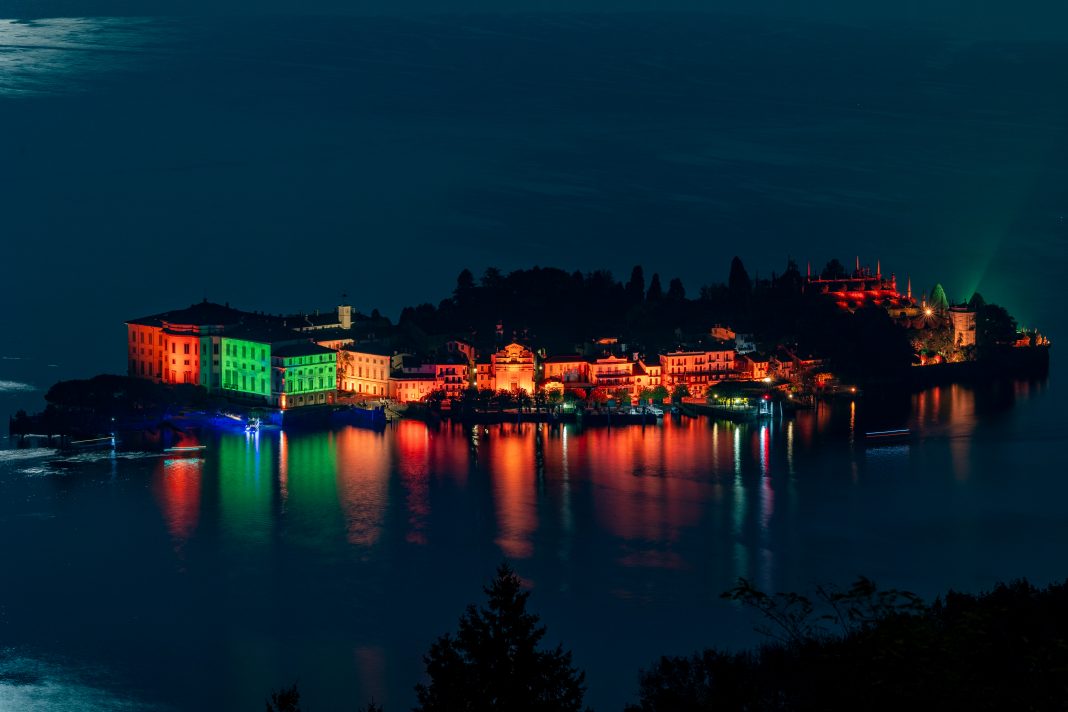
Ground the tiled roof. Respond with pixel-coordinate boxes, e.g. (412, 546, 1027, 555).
(126, 300, 253, 327)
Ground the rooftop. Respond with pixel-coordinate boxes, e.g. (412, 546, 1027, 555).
(126, 300, 253, 327)
(273, 342, 337, 359)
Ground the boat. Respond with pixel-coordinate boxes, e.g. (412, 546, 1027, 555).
(863, 428, 911, 446)
(245, 417, 261, 433)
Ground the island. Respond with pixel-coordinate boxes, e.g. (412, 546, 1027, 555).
(9, 257, 1050, 443)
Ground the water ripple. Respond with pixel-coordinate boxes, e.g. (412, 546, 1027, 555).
(0, 17, 177, 97)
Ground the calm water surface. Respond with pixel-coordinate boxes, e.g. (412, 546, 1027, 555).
(0, 377, 1060, 711)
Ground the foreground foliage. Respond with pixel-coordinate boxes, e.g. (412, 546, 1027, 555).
(415, 563, 589, 712)
(627, 577, 1068, 711)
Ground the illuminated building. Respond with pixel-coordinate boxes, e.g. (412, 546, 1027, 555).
(126, 300, 251, 389)
(429, 355, 471, 399)
(740, 353, 770, 380)
(476, 361, 494, 391)
(221, 335, 273, 401)
(949, 305, 977, 347)
(661, 344, 736, 396)
(632, 360, 662, 396)
(389, 372, 437, 402)
(273, 343, 338, 409)
(588, 354, 633, 391)
(806, 259, 915, 313)
(490, 342, 536, 394)
(541, 355, 591, 386)
(339, 345, 391, 397)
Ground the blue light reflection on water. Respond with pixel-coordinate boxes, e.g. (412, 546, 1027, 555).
(0, 378, 1061, 711)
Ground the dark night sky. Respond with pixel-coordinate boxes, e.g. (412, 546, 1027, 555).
(1, 4, 1066, 383)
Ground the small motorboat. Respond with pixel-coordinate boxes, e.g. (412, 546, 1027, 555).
(245, 417, 261, 433)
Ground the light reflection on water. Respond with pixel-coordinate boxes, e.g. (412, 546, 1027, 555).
(0, 379, 1057, 711)
(0, 18, 178, 97)
(0, 651, 159, 711)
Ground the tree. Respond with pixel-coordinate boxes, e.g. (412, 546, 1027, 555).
(820, 258, 847, 280)
(929, 283, 949, 312)
(611, 387, 632, 407)
(666, 277, 686, 302)
(636, 387, 653, 405)
(588, 387, 610, 406)
(625, 265, 646, 305)
(494, 389, 516, 411)
(414, 564, 588, 712)
(424, 388, 448, 411)
(265, 683, 301, 712)
(977, 303, 1017, 349)
(649, 385, 669, 404)
(533, 389, 548, 413)
(728, 257, 751, 297)
(647, 273, 664, 302)
(671, 384, 691, 403)
(454, 268, 476, 307)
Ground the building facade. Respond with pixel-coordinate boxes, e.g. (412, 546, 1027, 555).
(490, 342, 536, 394)
(339, 347, 391, 398)
(273, 343, 338, 409)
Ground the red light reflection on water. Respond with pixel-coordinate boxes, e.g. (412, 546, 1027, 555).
(394, 420, 432, 545)
(335, 428, 390, 548)
(486, 425, 537, 559)
(153, 456, 202, 543)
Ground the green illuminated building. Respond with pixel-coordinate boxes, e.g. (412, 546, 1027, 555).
(272, 343, 338, 409)
(220, 323, 337, 409)
(220, 336, 272, 400)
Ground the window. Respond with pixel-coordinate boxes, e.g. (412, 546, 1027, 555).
(213, 343, 219, 355)
(171, 343, 176, 354)
(183, 344, 190, 355)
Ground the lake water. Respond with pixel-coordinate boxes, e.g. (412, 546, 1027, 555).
(0, 375, 1060, 711)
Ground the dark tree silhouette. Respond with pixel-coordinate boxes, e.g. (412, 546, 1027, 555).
(820, 258, 847, 279)
(647, 273, 664, 302)
(666, 277, 686, 301)
(977, 302, 1017, 349)
(414, 563, 588, 712)
(727, 256, 751, 297)
(626, 265, 646, 305)
(265, 682, 301, 712)
(628, 576, 1068, 712)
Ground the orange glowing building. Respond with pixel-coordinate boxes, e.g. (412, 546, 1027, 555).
(489, 342, 536, 394)
(339, 345, 391, 398)
(661, 345, 736, 396)
(389, 372, 438, 402)
(588, 354, 633, 391)
(541, 355, 592, 386)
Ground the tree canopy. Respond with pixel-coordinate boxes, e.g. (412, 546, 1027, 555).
(414, 564, 588, 712)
